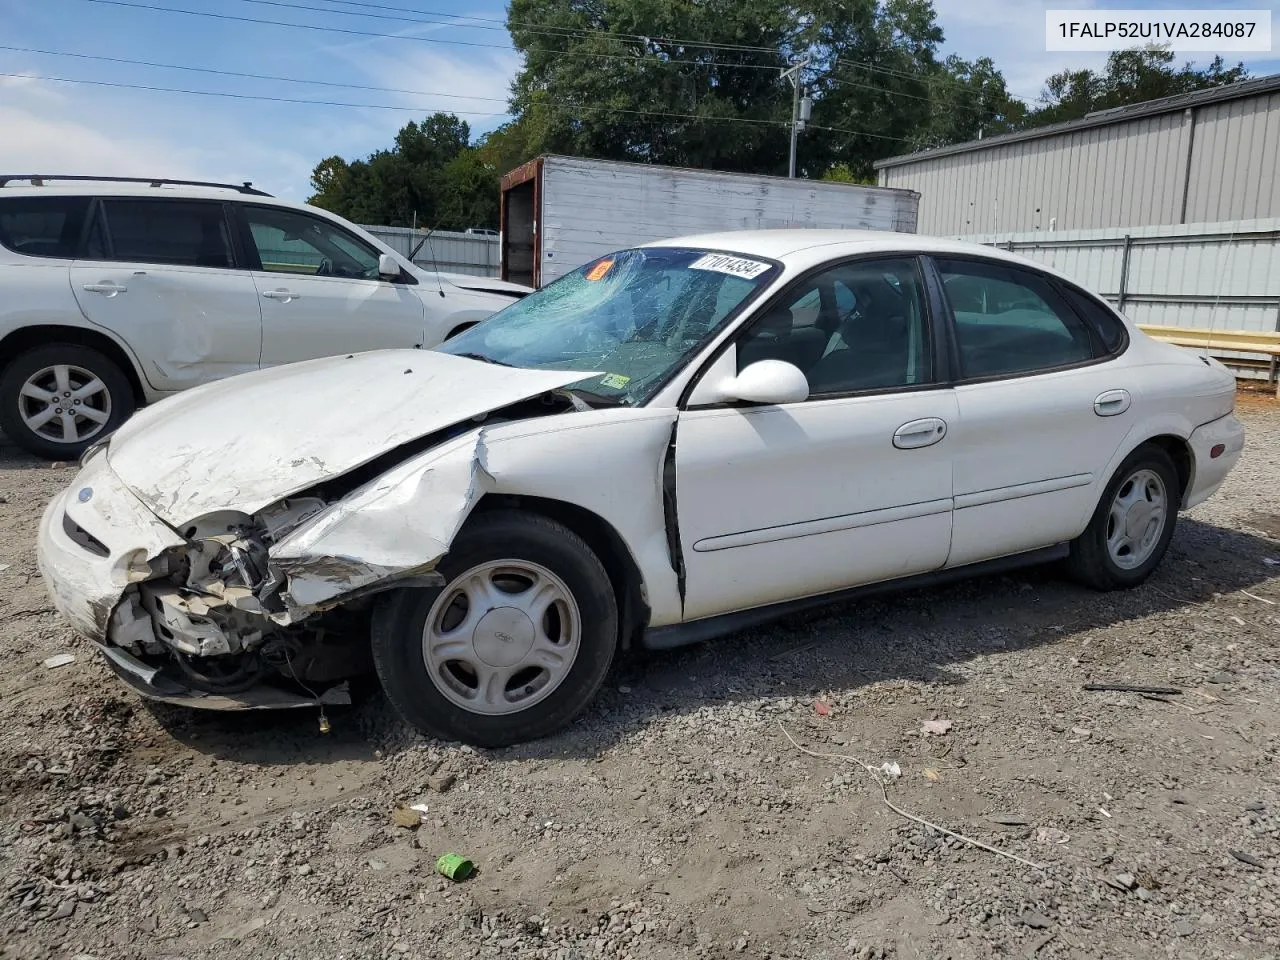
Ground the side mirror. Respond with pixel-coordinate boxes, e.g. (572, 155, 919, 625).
(698, 359, 809, 406)
(377, 253, 400, 279)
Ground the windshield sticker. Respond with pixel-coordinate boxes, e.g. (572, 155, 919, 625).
(688, 253, 771, 280)
(584, 258, 615, 281)
(599, 373, 631, 389)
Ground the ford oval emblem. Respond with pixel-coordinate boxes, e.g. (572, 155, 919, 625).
(77, 488, 93, 503)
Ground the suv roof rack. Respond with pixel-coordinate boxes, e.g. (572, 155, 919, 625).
(0, 175, 273, 197)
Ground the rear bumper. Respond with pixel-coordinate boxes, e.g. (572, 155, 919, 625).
(1184, 412, 1245, 509)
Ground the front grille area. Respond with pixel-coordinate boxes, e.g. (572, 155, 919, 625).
(62, 512, 109, 557)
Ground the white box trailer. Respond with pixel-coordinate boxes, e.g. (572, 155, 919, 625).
(500, 155, 921, 288)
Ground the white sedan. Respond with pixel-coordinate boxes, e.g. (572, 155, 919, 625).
(36, 231, 1245, 746)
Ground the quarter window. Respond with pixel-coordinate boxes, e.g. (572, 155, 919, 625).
(99, 199, 235, 268)
(0, 196, 91, 259)
(243, 206, 382, 279)
(736, 258, 932, 395)
(936, 259, 1096, 378)
(1061, 286, 1128, 354)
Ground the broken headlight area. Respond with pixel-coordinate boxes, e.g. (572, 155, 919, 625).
(105, 496, 375, 698)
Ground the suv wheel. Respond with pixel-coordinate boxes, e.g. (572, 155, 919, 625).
(0, 344, 136, 460)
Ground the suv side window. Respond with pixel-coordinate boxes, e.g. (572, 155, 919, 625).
(98, 198, 235, 268)
(242, 206, 382, 279)
(935, 258, 1096, 379)
(1060, 285, 1128, 354)
(0, 196, 92, 259)
(736, 257, 932, 395)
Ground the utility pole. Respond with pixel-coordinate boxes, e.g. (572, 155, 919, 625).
(782, 58, 812, 178)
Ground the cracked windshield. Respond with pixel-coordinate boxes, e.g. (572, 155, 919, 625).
(438, 247, 779, 403)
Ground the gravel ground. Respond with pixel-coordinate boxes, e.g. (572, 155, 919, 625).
(1, 391, 1278, 960)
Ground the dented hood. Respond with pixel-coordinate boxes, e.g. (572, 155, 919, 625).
(106, 350, 590, 525)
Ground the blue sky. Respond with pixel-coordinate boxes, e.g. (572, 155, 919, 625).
(1, 0, 1277, 200)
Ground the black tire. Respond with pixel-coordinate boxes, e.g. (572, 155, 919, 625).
(0, 344, 136, 460)
(1067, 444, 1181, 591)
(370, 510, 618, 747)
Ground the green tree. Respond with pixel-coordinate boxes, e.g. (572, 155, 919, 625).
(1026, 47, 1248, 128)
(306, 113, 500, 230)
(501, 0, 1025, 179)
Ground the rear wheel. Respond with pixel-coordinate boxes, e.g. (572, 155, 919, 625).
(0, 344, 136, 460)
(370, 510, 618, 747)
(1067, 445, 1180, 590)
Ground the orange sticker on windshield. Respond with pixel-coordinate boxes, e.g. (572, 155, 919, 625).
(585, 258, 614, 281)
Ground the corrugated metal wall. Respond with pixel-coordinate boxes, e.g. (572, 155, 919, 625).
(880, 89, 1280, 236)
(1184, 92, 1280, 223)
(359, 225, 500, 277)
(960, 218, 1280, 378)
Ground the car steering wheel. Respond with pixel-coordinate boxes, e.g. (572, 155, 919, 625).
(316, 257, 334, 277)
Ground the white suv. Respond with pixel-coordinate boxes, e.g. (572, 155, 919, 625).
(0, 175, 528, 460)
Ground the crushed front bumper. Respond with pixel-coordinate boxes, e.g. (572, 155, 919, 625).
(95, 641, 350, 710)
(35, 452, 354, 710)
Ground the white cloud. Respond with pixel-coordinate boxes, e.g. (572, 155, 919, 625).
(0, 79, 320, 197)
(337, 42, 519, 134)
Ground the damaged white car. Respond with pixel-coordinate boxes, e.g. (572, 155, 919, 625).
(37, 231, 1245, 746)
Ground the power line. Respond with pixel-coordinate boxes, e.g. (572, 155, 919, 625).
(238, 0, 790, 56)
(0, 45, 511, 103)
(62, 0, 1052, 112)
(833, 58, 1047, 106)
(75, 0, 787, 71)
(0, 70, 914, 141)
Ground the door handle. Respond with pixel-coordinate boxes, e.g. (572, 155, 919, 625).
(261, 289, 298, 302)
(82, 281, 126, 296)
(1094, 389, 1131, 417)
(893, 417, 948, 450)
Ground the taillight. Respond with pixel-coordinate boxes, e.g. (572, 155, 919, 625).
(1210, 444, 1226, 459)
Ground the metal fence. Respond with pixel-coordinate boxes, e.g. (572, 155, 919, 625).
(958, 218, 1280, 380)
(359, 225, 500, 278)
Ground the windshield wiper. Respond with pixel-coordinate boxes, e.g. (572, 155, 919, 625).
(454, 352, 514, 367)
(564, 387, 626, 407)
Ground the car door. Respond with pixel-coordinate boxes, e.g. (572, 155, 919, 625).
(674, 256, 958, 622)
(931, 255, 1136, 568)
(237, 204, 426, 366)
(69, 197, 262, 390)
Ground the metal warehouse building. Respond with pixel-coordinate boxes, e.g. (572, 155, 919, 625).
(875, 74, 1280, 236)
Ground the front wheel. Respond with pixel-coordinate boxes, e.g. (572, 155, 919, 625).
(370, 510, 618, 747)
(1067, 445, 1180, 591)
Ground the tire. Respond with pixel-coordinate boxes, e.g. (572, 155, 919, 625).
(1067, 444, 1181, 591)
(371, 510, 619, 747)
(0, 344, 136, 460)
(445, 322, 477, 341)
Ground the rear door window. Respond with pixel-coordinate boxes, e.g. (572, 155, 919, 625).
(99, 198, 235, 268)
(935, 258, 1097, 379)
(0, 196, 92, 258)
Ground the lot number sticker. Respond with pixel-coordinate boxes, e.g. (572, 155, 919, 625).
(689, 253, 771, 280)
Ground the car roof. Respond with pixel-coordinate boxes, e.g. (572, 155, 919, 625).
(641, 228, 1092, 291)
(643, 228, 1016, 261)
(0, 181, 308, 209)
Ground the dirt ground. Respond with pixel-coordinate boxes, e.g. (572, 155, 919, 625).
(1, 391, 1278, 960)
